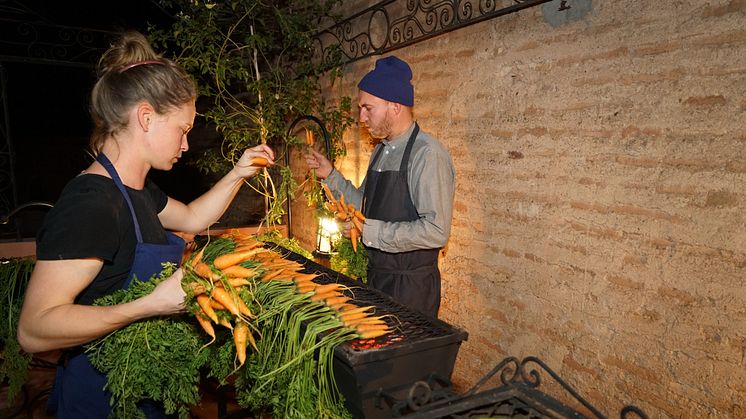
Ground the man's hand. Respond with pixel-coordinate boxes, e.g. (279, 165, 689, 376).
(304, 148, 333, 179)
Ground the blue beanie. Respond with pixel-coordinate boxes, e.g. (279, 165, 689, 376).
(357, 56, 414, 106)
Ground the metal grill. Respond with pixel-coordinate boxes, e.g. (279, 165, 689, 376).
(279, 249, 469, 419)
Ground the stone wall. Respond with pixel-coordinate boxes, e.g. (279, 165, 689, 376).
(290, 1, 746, 416)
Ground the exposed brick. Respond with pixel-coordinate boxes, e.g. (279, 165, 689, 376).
(656, 286, 697, 305)
(703, 0, 746, 17)
(606, 274, 645, 290)
(683, 95, 727, 107)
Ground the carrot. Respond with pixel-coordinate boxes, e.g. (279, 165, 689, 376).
(305, 128, 314, 146)
(293, 273, 319, 283)
(357, 329, 391, 339)
(261, 268, 287, 282)
(322, 183, 336, 204)
(351, 217, 364, 235)
(324, 296, 350, 307)
(221, 265, 258, 279)
(186, 281, 206, 295)
(355, 324, 391, 333)
(338, 305, 375, 320)
(195, 313, 216, 340)
(350, 227, 359, 252)
(218, 317, 233, 330)
(197, 295, 219, 323)
(296, 284, 316, 294)
(250, 156, 269, 167)
(224, 277, 251, 288)
(213, 248, 264, 270)
(340, 311, 371, 322)
(210, 287, 241, 317)
(246, 329, 258, 352)
(310, 290, 342, 302)
(234, 321, 249, 365)
(325, 201, 337, 212)
(237, 297, 255, 319)
(313, 283, 343, 293)
(193, 262, 217, 280)
(209, 299, 226, 311)
(191, 247, 205, 265)
(354, 210, 366, 222)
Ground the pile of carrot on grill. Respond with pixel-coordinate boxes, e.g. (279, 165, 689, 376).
(182, 230, 392, 367)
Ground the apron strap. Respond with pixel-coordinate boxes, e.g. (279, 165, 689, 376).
(96, 153, 144, 244)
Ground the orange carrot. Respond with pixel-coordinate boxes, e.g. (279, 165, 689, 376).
(197, 295, 219, 323)
(313, 283, 342, 293)
(237, 297, 255, 319)
(213, 248, 263, 270)
(350, 227, 359, 252)
(250, 156, 269, 167)
(357, 329, 391, 339)
(193, 262, 217, 280)
(354, 210, 365, 222)
(186, 281, 206, 295)
(324, 296, 350, 307)
(234, 321, 249, 365)
(210, 287, 241, 317)
(221, 265, 258, 279)
(310, 290, 342, 302)
(191, 247, 205, 265)
(218, 317, 233, 330)
(246, 329, 258, 352)
(209, 299, 226, 311)
(195, 313, 216, 340)
(224, 277, 251, 288)
(322, 183, 336, 204)
(305, 128, 315, 146)
(355, 323, 391, 333)
(351, 217, 364, 235)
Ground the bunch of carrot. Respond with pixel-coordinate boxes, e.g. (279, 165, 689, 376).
(183, 234, 268, 366)
(321, 184, 366, 252)
(294, 280, 392, 339)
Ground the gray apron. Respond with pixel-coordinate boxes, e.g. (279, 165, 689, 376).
(362, 123, 441, 317)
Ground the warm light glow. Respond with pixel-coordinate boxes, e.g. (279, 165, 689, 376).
(316, 216, 341, 254)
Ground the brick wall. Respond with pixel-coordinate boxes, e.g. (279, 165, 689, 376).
(290, 1, 746, 416)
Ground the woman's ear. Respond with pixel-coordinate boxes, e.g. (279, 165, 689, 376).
(136, 102, 155, 132)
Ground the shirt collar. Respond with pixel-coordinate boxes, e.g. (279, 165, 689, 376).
(382, 122, 416, 147)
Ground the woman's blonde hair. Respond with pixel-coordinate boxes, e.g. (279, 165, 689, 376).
(89, 31, 196, 153)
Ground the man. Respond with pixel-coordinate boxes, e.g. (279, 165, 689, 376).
(305, 55, 455, 318)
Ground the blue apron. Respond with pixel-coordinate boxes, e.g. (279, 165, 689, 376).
(362, 123, 441, 317)
(48, 153, 185, 418)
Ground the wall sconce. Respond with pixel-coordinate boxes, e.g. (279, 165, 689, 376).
(316, 216, 341, 256)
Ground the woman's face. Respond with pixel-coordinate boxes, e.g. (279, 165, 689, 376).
(148, 101, 196, 170)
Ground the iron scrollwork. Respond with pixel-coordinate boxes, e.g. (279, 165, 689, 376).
(314, 0, 564, 66)
(392, 356, 650, 418)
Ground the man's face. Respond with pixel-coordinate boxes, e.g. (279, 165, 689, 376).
(358, 90, 393, 140)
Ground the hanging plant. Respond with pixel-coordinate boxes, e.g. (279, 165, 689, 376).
(0, 257, 35, 404)
(150, 0, 354, 230)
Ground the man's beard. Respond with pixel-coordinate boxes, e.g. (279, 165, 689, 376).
(362, 112, 392, 143)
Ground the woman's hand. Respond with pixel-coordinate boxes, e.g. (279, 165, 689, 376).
(234, 144, 275, 178)
(304, 148, 333, 179)
(145, 268, 187, 316)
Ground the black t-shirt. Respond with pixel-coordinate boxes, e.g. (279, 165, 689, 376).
(36, 174, 169, 305)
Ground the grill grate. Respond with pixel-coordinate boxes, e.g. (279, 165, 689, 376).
(279, 249, 467, 356)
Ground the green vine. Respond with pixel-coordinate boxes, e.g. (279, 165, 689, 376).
(150, 0, 354, 230)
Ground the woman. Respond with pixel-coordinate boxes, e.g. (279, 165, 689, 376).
(16, 31, 274, 418)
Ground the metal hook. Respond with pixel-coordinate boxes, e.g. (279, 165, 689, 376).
(284, 115, 332, 238)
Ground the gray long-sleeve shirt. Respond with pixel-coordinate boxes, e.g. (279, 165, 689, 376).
(324, 123, 455, 253)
